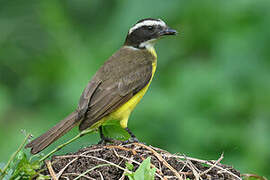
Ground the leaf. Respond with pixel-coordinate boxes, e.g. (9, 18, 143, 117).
(125, 162, 134, 171)
(102, 122, 130, 140)
(126, 157, 156, 180)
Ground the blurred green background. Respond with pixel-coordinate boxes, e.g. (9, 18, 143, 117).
(0, 0, 270, 178)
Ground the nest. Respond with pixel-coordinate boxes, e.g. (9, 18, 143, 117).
(42, 142, 241, 180)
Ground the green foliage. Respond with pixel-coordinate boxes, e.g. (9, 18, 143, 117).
(125, 162, 134, 171)
(0, 135, 48, 180)
(102, 121, 130, 141)
(125, 157, 156, 180)
(10, 153, 48, 180)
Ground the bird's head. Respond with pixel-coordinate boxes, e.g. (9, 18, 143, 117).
(124, 18, 177, 49)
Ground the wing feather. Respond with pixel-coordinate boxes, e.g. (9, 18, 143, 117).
(78, 47, 154, 131)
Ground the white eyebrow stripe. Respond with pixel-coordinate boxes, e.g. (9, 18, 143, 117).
(128, 20, 166, 34)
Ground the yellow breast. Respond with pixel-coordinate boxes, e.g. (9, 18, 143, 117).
(114, 47, 157, 128)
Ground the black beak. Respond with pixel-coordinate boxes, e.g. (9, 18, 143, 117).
(159, 27, 178, 36)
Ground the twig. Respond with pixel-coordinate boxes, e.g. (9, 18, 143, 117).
(39, 128, 94, 162)
(165, 176, 181, 179)
(56, 157, 78, 179)
(73, 164, 110, 180)
(119, 173, 126, 180)
(62, 176, 69, 180)
(134, 143, 183, 180)
(56, 154, 133, 174)
(241, 174, 267, 180)
(179, 159, 188, 173)
(200, 153, 223, 176)
(106, 145, 137, 155)
(164, 154, 241, 180)
(45, 160, 58, 180)
(185, 156, 201, 180)
(98, 171, 104, 180)
(63, 173, 95, 180)
(113, 149, 134, 180)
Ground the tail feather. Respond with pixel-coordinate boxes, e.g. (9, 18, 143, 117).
(25, 112, 79, 154)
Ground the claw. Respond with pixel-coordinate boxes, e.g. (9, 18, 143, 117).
(98, 137, 114, 145)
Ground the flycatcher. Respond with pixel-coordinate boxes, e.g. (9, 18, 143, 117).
(26, 18, 177, 154)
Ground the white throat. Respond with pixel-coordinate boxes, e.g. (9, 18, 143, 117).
(139, 39, 156, 50)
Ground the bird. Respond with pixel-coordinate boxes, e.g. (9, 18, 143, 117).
(25, 18, 177, 154)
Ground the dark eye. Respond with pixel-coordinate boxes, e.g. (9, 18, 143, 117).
(147, 26, 154, 31)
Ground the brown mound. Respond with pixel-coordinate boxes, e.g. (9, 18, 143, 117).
(41, 142, 241, 180)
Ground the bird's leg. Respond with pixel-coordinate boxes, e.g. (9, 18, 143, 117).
(125, 127, 139, 142)
(98, 126, 114, 144)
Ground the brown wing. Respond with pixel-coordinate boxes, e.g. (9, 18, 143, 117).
(78, 47, 155, 131)
(76, 77, 102, 120)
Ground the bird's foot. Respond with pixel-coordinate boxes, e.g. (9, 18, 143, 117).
(123, 127, 143, 144)
(123, 137, 140, 144)
(98, 137, 114, 145)
(129, 137, 139, 143)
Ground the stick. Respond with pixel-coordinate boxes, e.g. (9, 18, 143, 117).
(45, 160, 57, 180)
(199, 153, 223, 176)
